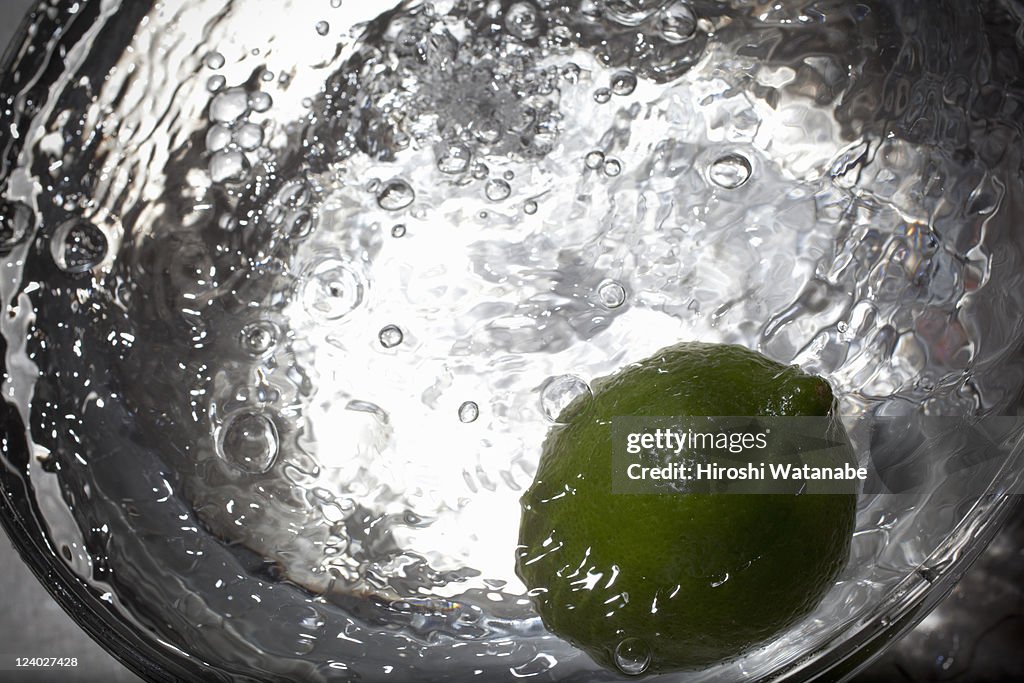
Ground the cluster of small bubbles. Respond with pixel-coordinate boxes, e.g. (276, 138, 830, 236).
(613, 637, 652, 676)
(597, 280, 627, 308)
(205, 87, 273, 185)
(540, 375, 593, 423)
(603, 158, 623, 177)
(436, 142, 472, 174)
(584, 150, 605, 170)
(505, 2, 542, 41)
(0, 199, 33, 253)
(458, 401, 480, 423)
(378, 325, 404, 349)
(708, 153, 753, 189)
(610, 70, 638, 96)
(50, 218, 107, 273)
(239, 320, 279, 358)
(390, 224, 407, 238)
(523, 200, 538, 215)
(593, 87, 612, 104)
(484, 178, 512, 202)
(301, 259, 365, 322)
(204, 51, 225, 69)
(218, 409, 279, 474)
(315, 20, 330, 36)
(377, 179, 416, 211)
(656, 1, 698, 43)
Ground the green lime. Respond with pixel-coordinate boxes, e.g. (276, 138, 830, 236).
(516, 342, 856, 674)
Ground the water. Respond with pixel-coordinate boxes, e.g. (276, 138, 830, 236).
(1, 1, 1024, 681)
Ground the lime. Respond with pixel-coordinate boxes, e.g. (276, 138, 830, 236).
(516, 342, 856, 674)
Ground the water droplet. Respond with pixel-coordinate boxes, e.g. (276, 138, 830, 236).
(598, 280, 627, 308)
(378, 324, 404, 348)
(239, 320, 279, 358)
(505, 2, 542, 40)
(204, 51, 225, 69)
(51, 218, 107, 273)
(391, 224, 407, 238)
(614, 637, 651, 676)
(233, 122, 264, 151)
(209, 87, 250, 123)
(437, 142, 472, 174)
(302, 259, 365, 321)
(248, 91, 273, 113)
(540, 375, 593, 423)
(458, 401, 479, 423)
(0, 200, 33, 254)
(657, 1, 698, 43)
(485, 178, 512, 202)
(377, 179, 416, 211)
(594, 87, 612, 104)
(524, 200, 538, 215)
(206, 74, 226, 93)
(603, 158, 623, 177)
(709, 153, 753, 189)
(315, 20, 330, 36)
(218, 410, 279, 474)
(611, 70, 638, 96)
(209, 150, 251, 184)
(585, 150, 606, 169)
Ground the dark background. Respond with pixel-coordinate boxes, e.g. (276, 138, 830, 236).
(0, 2, 1021, 682)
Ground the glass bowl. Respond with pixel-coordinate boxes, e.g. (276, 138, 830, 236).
(2, 1, 1023, 681)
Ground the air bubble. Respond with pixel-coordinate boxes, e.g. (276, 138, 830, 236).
(472, 118, 504, 144)
(377, 179, 416, 211)
(585, 150, 606, 169)
(249, 91, 273, 113)
(239, 320, 279, 358)
(505, 2, 542, 40)
(218, 410, 279, 474)
(209, 150, 251, 184)
(458, 401, 480, 423)
(204, 51, 225, 69)
(206, 75, 226, 93)
(315, 20, 330, 36)
(603, 158, 623, 177)
(209, 87, 250, 123)
(437, 142, 472, 174)
(51, 218, 107, 273)
(301, 259, 365, 321)
(524, 200, 538, 215)
(485, 179, 512, 202)
(391, 224, 407, 238)
(656, 1, 698, 43)
(0, 200, 33, 254)
(593, 87, 612, 104)
(611, 70, 638, 96)
(709, 153, 752, 189)
(598, 280, 627, 308)
(540, 375, 593, 423)
(378, 325, 404, 348)
(614, 637, 651, 676)
(233, 122, 264, 151)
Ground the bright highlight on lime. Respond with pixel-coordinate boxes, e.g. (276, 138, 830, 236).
(516, 342, 857, 674)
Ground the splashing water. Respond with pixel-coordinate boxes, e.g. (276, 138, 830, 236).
(1, 0, 1024, 681)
